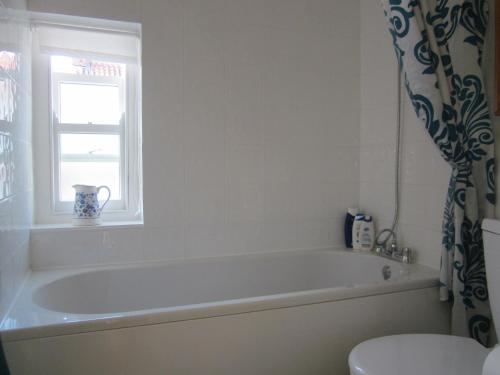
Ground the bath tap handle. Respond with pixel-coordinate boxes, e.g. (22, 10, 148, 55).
(389, 238, 398, 255)
(401, 248, 412, 264)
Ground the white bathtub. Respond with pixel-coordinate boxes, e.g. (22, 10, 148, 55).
(1, 248, 450, 374)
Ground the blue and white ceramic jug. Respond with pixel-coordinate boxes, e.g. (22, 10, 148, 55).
(72, 184, 111, 226)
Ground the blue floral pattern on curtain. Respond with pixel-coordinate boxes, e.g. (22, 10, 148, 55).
(381, 0, 495, 346)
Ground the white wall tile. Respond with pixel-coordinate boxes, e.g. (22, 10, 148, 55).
(142, 225, 185, 261)
(227, 183, 262, 223)
(359, 181, 395, 226)
(224, 221, 263, 254)
(359, 145, 397, 184)
(360, 104, 398, 146)
(98, 228, 145, 265)
(185, 222, 226, 258)
(260, 219, 299, 252)
(30, 229, 104, 269)
(29, 0, 361, 269)
(327, 146, 360, 180)
(0, 6, 32, 320)
(26, 0, 470, 273)
(261, 181, 298, 222)
(295, 218, 337, 250)
(23, 0, 481, 274)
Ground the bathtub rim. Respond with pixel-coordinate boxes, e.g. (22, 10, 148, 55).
(0, 248, 440, 343)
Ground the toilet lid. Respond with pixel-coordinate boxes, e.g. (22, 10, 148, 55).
(349, 334, 490, 375)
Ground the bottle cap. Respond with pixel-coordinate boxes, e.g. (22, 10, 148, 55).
(347, 208, 359, 215)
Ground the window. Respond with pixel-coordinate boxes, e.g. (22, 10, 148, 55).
(51, 56, 126, 211)
(32, 19, 142, 224)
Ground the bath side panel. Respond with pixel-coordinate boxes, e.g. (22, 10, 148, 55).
(5, 287, 450, 375)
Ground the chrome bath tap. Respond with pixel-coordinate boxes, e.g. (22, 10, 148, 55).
(374, 229, 413, 264)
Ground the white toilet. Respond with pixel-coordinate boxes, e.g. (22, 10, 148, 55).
(348, 218, 500, 375)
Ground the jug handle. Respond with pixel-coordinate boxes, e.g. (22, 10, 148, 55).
(97, 186, 111, 213)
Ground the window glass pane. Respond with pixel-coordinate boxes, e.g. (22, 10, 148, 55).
(59, 133, 121, 202)
(59, 82, 121, 125)
(51, 55, 125, 125)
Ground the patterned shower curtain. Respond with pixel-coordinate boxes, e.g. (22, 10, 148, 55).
(381, 0, 496, 346)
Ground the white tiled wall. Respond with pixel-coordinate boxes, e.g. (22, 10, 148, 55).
(28, 0, 361, 269)
(0, 1, 33, 320)
(29, 0, 497, 272)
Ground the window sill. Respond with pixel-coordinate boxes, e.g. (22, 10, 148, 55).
(31, 220, 144, 233)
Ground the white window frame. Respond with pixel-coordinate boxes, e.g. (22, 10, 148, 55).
(32, 24, 142, 225)
(51, 69, 128, 212)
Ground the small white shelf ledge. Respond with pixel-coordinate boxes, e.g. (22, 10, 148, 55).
(31, 221, 144, 233)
